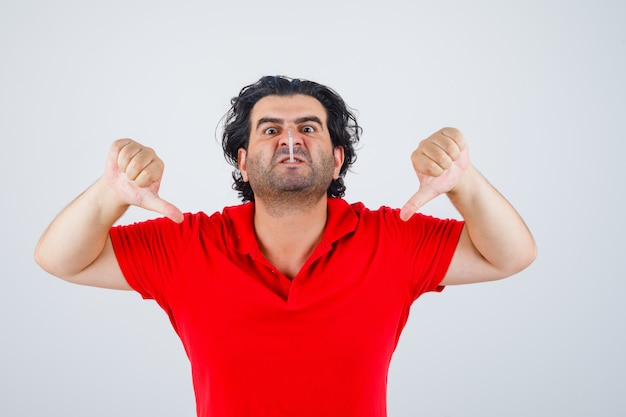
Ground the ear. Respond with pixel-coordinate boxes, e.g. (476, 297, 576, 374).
(332, 146, 345, 180)
(237, 148, 249, 182)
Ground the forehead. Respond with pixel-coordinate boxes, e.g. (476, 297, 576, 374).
(250, 94, 327, 125)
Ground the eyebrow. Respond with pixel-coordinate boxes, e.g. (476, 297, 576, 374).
(255, 116, 324, 130)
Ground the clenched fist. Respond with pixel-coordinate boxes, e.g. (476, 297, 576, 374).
(104, 139, 183, 223)
(400, 128, 471, 221)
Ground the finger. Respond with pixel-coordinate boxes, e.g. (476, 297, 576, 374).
(399, 185, 439, 221)
(116, 141, 152, 179)
(424, 133, 463, 166)
(412, 134, 463, 177)
(106, 139, 131, 174)
(138, 192, 185, 223)
(133, 158, 164, 188)
(419, 143, 453, 175)
(122, 148, 158, 181)
(440, 127, 467, 152)
(114, 140, 140, 172)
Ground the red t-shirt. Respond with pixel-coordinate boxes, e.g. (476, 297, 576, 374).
(110, 198, 463, 417)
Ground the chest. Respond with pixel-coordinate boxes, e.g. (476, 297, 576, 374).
(169, 240, 414, 366)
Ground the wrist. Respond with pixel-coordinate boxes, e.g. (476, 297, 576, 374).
(447, 165, 481, 200)
(90, 177, 130, 220)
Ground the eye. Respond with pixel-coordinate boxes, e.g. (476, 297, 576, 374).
(264, 127, 278, 135)
(301, 125, 315, 133)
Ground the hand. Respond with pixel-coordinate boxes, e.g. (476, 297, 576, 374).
(400, 128, 471, 221)
(104, 139, 184, 223)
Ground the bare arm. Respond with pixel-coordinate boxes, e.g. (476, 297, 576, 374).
(34, 139, 183, 289)
(400, 128, 537, 285)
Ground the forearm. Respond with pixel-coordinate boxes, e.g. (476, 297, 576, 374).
(447, 166, 537, 275)
(34, 177, 128, 279)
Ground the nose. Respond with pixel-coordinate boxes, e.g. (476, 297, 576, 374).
(278, 128, 302, 148)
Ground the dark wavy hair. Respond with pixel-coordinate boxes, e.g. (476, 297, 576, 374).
(221, 75, 361, 202)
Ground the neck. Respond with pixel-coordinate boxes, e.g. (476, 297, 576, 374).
(254, 186, 328, 217)
(252, 195, 329, 279)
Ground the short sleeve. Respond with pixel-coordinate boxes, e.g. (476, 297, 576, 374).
(408, 213, 464, 297)
(109, 214, 195, 303)
(375, 207, 464, 300)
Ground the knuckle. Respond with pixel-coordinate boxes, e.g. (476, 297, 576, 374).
(125, 158, 142, 175)
(137, 161, 163, 185)
(442, 127, 461, 137)
(135, 172, 153, 187)
(118, 144, 135, 161)
(112, 138, 131, 148)
(423, 159, 444, 176)
(142, 146, 155, 157)
(430, 161, 445, 175)
(113, 138, 137, 155)
(428, 143, 449, 161)
(442, 141, 461, 159)
(439, 157, 453, 170)
(441, 127, 466, 149)
(410, 149, 421, 165)
(410, 148, 421, 162)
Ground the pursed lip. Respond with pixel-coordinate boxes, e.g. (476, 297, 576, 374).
(275, 152, 307, 164)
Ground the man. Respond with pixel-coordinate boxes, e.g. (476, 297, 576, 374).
(34, 75, 536, 416)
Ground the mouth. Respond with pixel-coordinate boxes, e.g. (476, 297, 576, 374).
(277, 153, 306, 164)
(279, 157, 302, 164)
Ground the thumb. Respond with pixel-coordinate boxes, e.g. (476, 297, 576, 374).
(139, 192, 184, 223)
(399, 185, 439, 221)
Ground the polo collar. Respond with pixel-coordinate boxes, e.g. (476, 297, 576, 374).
(225, 198, 359, 255)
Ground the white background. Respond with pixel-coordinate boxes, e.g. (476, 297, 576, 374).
(1, 0, 624, 416)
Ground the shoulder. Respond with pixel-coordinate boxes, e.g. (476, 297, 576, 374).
(348, 202, 397, 217)
(327, 199, 405, 238)
(328, 198, 397, 219)
(339, 199, 463, 239)
(343, 200, 407, 225)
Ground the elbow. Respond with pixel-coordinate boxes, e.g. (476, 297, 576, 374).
(484, 238, 537, 281)
(525, 240, 539, 269)
(506, 239, 538, 277)
(523, 235, 538, 268)
(33, 241, 73, 280)
(33, 241, 48, 272)
(528, 240, 539, 266)
(33, 244, 58, 278)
